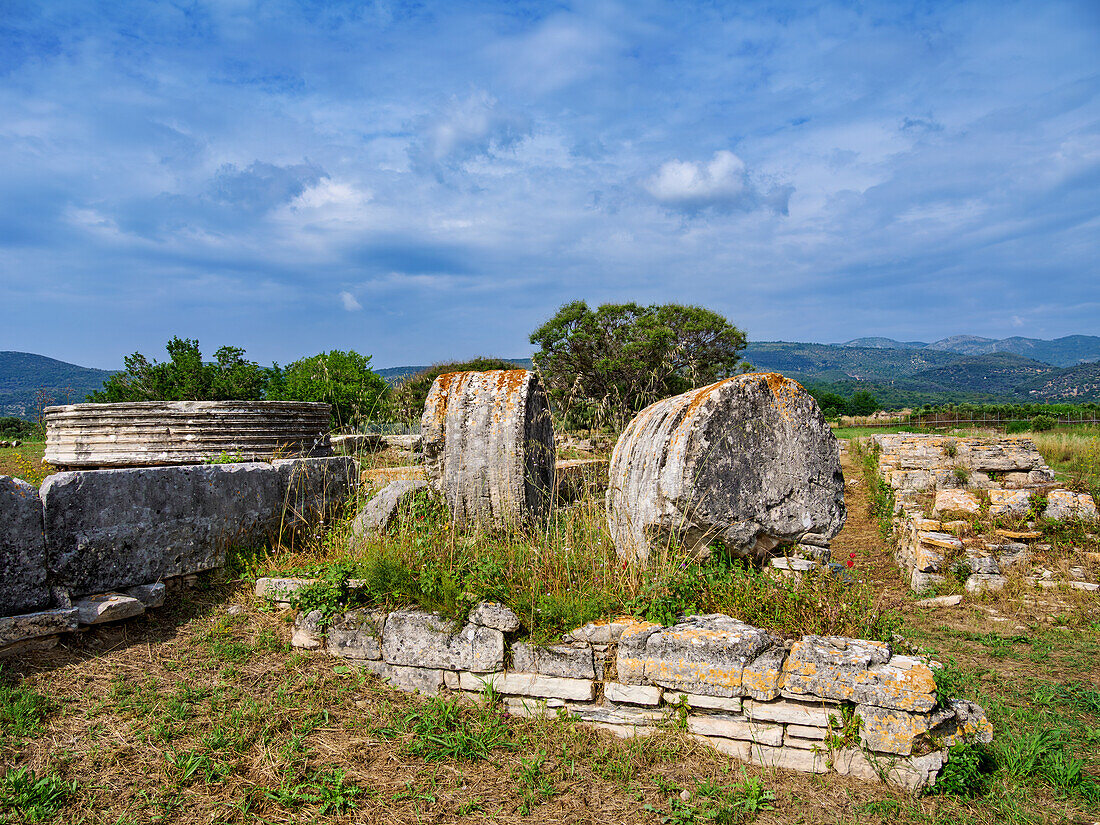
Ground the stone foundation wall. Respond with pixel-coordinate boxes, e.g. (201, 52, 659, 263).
(868, 434, 1098, 593)
(0, 457, 359, 652)
(280, 593, 991, 792)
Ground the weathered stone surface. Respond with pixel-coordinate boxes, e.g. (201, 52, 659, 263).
(743, 698, 833, 727)
(782, 637, 936, 712)
(421, 370, 555, 528)
(125, 582, 166, 608)
(917, 531, 964, 551)
(503, 696, 565, 718)
(604, 682, 662, 705)
(255, 577, 316, 603)
(511, 641, 594, 679)
(686, 714, 783, 746)
(0, 608, 78, 646)
(73, 593, 145, 625)
(617, 614, 784, 699)
(458, 671, 596, 701)
(274, 456, 359, 532)
(607, 374, 845, 562)
(856, 704, 948, 756)
(356, 660, 445, 694)
(468, 602, 521, 632)
(914, 594, 962, 608)
(569, 704, 667, 725)
(933, 490, 980, 518)
(0, 476, 49, 617)
(910, 570, 945, 592)
(41, 463, 283, 597)
(327, 609, 386, 660)
(785, 724, 828, 741)
(988, 489, 1033, 517)
(382, 609, 504, 672)
(965, 574, 1007, 594)
(748, 743, 829, 773)
(348, 480, 430, 542)
(565, 617, 644, 644)
(887, 469, 933, 491)
(663, 692, 743, 713)
(1044, 490, 1098, 522)
(44, 400, 332, 468)
(292, 609, 325, 649)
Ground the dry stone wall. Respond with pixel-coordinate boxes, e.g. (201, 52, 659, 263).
(279, 596, 990, 792)
(607, 373, 845, 563)
(0, 456, 358, 652)
(869, 434, 1098, 593)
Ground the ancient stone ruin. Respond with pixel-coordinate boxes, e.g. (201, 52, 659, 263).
(43, 400, 332, 469)
(268, 583, 990, 792)
(607, 373, 845, 563)
(869, 433, 1099, 593)
(421, 369, 555, 527)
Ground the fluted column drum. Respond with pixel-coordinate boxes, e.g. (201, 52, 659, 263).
(44, 401, 333, 469)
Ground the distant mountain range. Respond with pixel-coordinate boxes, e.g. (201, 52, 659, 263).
(834, 334, 1100, 366)
(3, 335, 1099, 419)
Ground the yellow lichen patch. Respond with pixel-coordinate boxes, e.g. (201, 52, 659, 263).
(646, 659, 742, 693)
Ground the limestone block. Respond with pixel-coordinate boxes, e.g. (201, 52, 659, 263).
(785, 724, 827, 741)
(565, 617, 646, 645)
(604, 682, 662, 705)
(933, 490, 981, 518)
(255, 577, 316, 603)
(1028, 468, 1056, 484)
(458, 671, 596, 701)
(988, 489, 1032, 517)
(964, 553, 1001, 576)
(933, 699, 993, 747)
(617, 614, 783, 699)
(382, 609, 504, 672)
(73, 593, 145, 625)
(886, 752, 944, 792)
(357, 661, 444, 694)
(686, 714, 783, 746)
(421, 370, 555, 528)
(912, 543, 945, 574)
(1003, 472, 1031, 488)
(0, 608, 78, 646)
(695, 735, 751, 760)
(664, 692, 742, 712)
(782, 637, 936, 712)
(607, 373, 845, 562)
(274, 456, 359, 533)
(914, 594, 962, 608)
(348, 479, 430, 543)
(327, 609, 386, 660)
(0, 476, 49, 618)
(125, 582, 166, 608)
(468, 602, 521, 632)
(611, 619, 663, 683)
(41, 463, 283, 597)
(569, 705, 668, 726)
(888, 470, 932, 491)
(856, 704, 949, 756)
(503, 696, 565, 718)
(965, 574, 1007, 594)
(749, 743, 829, 773)
(959, 441, 1043, 473)
(743, 698, 833, 727)
(917, 531, 964, 551)
(910, 570, 945, 592)
(1044, 490, 1098, 522)
(511, 641, 594, 679)
(292, 609, 325, 649)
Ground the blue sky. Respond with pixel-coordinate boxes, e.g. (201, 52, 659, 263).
(1, 1, 1098, 369)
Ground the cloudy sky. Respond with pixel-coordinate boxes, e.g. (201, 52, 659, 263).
(2, 1, 1098, 369)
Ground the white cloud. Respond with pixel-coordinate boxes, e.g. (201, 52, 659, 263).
(409, 91, 530, 176)
(339, 290, 362, 311)
(646, 150, 790, 215)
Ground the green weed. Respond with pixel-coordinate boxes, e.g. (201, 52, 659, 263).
(0, 767, 76, 822)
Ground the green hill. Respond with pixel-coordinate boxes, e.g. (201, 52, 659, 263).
(1016, 362, 1100, 402)
(741, 342, 959, 382)
(900, 353, 1054, 396)
(0, 352, 114, 419)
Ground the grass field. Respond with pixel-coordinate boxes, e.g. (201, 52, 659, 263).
(2, 441, 1098, 823)
(0, 442, 50, 486)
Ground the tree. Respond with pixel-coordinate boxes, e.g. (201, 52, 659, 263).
(807, 388, 848, 419)
(847, 390, 879, 416)
(272, 350, 389, 429)
(88, 338, 271, 402)
(530, 301, 749, 429)
(392, 357, 521, 423)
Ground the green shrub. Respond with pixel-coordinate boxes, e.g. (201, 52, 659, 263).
(928, 741, 993, 797)
(1030, 414, 1056, 432)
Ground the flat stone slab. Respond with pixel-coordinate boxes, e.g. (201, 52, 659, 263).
(617, 614, 784, 700)
(382, 609, 504, 672)
(0, 476, 49, 617)
(348, 479, 430, 542)
(255, 577, 317, 602)
(604, 682, 662, 705)
(458, 671, 596, 701)
(0, 608, 78, 646)
(41, 463, 284, 597)
(511, 641, 594, 679)
(468, 602, 521, 632)
(125, 582, 166, 608)
(74, 593, 146, 625)
(782, 636, 937, 712)
(327, 609, 386, 660)
(687, 715, 784, 746)
(1045, 490, 1098, 522)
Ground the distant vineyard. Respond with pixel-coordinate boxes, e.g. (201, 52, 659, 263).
(905, 402, 1100, 429)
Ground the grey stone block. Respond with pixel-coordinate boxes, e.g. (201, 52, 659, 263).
(0, 476, 49, 617)
(327, 609, 386, 660)
(125, 582, 166, 608)
(382, 609, 504, 672)
(511, 641, 595, 679)
(0, 608, 78, 646)
(348, 480, 430, 542)
(41, 463, 283, 597)
(74, 593, 145, 625)
(468, 602, 521, 632)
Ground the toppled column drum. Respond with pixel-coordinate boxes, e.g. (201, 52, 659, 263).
(607, 373, 845, 562)
(421, 370, 555, 527)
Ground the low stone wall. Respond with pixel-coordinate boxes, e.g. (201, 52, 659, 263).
(0, 457, 358, 652)
(279, 592, 990, 792)
(867, 434, 1098, 592)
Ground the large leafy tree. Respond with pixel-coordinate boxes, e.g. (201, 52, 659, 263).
(392, 357, 521, 423)
(530, 301, 749, 429)
(271, 350, 389, 429)
(88, 338, 271, 402)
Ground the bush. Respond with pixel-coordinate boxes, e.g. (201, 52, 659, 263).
(1030, 414, 1056, 432)
(928, 741, 993, 797)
